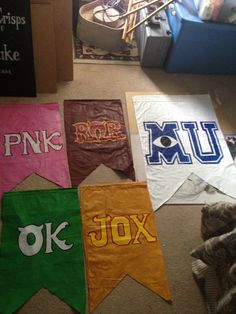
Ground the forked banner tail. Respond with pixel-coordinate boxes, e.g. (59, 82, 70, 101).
(0, 103, 71, 199)
(64, 99, 135, 185)
(80, 182, 171, 311)
(0, 188, 86, 314)
(133, 94, 236, 210)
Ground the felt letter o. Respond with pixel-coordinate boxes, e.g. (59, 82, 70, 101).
(18, 224, 43, 256)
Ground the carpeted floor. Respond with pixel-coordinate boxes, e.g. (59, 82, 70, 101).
(1, 63, 236, 313)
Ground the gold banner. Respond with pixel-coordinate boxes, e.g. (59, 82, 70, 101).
(80, 182, 171, 311)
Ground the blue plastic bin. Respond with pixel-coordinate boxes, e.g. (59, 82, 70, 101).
(165, 0, 236, 74)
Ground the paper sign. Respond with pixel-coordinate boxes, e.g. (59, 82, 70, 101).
(0, 0, 36, 96)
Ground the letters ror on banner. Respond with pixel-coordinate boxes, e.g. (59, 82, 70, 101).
(64, 99, 135, 185)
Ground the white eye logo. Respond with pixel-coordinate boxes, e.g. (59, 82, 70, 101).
(153, 136, 178, 148)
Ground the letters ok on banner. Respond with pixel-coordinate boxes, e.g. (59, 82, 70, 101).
(80, 182, 171, 312)
(0, 103, 71, 200)
(0, 188, 86, 314)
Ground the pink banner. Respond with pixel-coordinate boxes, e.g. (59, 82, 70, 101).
(0, 103, 71, 199)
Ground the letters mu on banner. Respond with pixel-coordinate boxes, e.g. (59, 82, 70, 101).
(0, 103, 70, 199)
(133, 94, 236, 210)
(0, 188, 86, 314)
(64, 99, 135, 185)
(80, 182, 171, 312)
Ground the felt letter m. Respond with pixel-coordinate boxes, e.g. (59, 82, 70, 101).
(144, 122, 191, 165)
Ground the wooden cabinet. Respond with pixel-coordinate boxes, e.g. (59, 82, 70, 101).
(30, 0, 73, 93)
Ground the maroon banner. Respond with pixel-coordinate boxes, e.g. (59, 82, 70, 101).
(64, 99, 135, 185)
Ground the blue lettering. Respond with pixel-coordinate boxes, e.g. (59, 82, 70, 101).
(144, 122, 192, 165)
(182, 121, 223, 164)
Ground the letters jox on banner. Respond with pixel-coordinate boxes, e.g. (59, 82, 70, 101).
(0, 103, 70, 199)
(133, 94, 236, 210)
(0, 188, 86, 314)
(80, 182, 171, 312)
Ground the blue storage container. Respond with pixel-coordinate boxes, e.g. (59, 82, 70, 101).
(165, 0, 236, 74)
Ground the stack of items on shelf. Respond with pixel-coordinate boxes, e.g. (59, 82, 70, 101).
(194, 0, 236, 24)
(165, 0, 236, 74)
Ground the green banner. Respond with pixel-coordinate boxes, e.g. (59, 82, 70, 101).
(0, 188, 86, 314)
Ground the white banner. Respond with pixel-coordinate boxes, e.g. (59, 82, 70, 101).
(133, 94, 236, 210)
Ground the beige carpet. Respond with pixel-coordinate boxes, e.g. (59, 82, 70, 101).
(1, 63, 236, 314)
